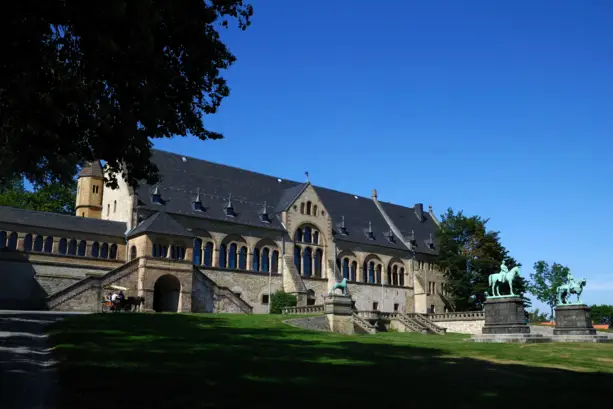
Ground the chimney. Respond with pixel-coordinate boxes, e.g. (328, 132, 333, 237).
(414, 203, 423, 221)
(371, 189, 378, 200)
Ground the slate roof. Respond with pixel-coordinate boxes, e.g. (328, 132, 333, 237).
(78, 161, 104, 178)
(128, 212, 194, 238)
(135, 149, 437, 254)
(0, 206, 127, 237)
(377, 201, 438, 255)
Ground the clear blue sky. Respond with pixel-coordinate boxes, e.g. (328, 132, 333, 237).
(153, 0, 613, 311)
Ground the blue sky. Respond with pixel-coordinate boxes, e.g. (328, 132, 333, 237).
(153, 0, 613, 311)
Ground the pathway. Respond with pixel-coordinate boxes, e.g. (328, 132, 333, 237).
(0, 311, 87, 409)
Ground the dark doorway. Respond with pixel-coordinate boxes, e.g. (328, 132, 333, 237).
(153, 274, 181, 312)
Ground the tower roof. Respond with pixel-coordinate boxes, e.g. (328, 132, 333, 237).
(78, 161, 104, 178)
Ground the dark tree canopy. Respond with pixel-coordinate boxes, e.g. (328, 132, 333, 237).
(436, 208, 529, 311)
(0, 177, 76, 215)
(1, 0, 253, 189)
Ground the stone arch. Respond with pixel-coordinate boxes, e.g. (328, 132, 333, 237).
(153, 274, 181, 312)
(362, 254, 383, 284)
(387, 257, 406, 287)
(291, 222, 327, 246)
(221, 233, 247, 246)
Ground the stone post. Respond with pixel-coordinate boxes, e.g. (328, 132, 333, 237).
(552, 304, 610, 342)
(325, 294, 354, 335)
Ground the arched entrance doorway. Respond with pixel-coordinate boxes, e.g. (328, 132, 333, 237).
(153, 274, 181, 312)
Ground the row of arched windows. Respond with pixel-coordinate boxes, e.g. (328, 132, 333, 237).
(293, 245, 323, 277)
(193, 238, 280, 273)
(299, 201, 318, 216)
(338, 256, 407, 287)
(294, 226, 320, 245)
(151, 244, 186, 260)
(0, 231, 119, 259)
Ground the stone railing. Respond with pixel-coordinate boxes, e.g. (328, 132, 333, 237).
(352, 313, 377, 334)
(394, 313, 425, 333)
(355, 310, 383, 320)
(194, 267, 253, 314)
(407, 313, 446, 334)
(282, 305, 324, 315)
(428, 311, 485, 322)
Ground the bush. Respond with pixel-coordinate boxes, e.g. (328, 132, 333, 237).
(270, 290, 297, 314)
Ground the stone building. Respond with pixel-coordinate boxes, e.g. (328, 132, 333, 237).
(0, 149, 451, 314)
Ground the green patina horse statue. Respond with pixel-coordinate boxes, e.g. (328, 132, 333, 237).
(487, 266, 521, 297)
(556, 278, 586, 305)
(329, 278, 348, 296)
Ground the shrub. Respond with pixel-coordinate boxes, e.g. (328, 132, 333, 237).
(270, 290, 297, 314)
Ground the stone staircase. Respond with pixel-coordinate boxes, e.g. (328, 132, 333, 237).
(402, 313, 446, 334)
(352, 313, 377, 334)
(46, 258, 141, 311)
(193, 267, 253, 314)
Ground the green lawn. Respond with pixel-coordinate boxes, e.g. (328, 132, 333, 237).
(48, 314, 613, 409)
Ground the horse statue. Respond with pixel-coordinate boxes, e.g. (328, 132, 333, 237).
(556, 277, 586, 305)
(487, 264, 521, 297)
(329, 278, 348, 296)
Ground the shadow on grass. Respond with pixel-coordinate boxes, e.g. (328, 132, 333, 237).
(49, 314, 610, 409)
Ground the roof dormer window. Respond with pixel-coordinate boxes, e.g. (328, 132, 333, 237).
(193, 188, 204, 211)
(226, 193, 235, 217)
(152, 186, 162, 204)
(426, 233, 435, 249)
(386, 229, 395, 243)
(260, 201, 270, 223)
(340, 215, 348, 235)
(367, 221, 375, 240)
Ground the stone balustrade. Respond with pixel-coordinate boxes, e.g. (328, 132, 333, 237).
(282, 305, 324, 314)
(428, 311, 485, 321)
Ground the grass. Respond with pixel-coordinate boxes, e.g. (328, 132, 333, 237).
(48, 314, 613, 409)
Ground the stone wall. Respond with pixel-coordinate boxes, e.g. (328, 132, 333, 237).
(202, 268, 282, 314)
(101, 171, 135, 228)
(348, 282, 413, 313)
(435, 320, 484, 335)
(0, 252, 118, 309)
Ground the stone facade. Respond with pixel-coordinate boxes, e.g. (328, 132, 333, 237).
(0, 150, 452, 314)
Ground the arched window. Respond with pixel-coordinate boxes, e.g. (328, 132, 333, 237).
(0, 231, 6, 249)
(34, 236, 43, 252)
(399, 268, 405, 287)
(271, 250, 279, 273)
(294, 245, 301, 274)
(314, 249, 322, 277)
(101, 243, 109, 258)
(261, 248, 270, 273)
(387, 265, 392, 284)
(392, 266, 399, 286)
(306, 201, 312, 215)
(219, 244, 227, 268)
(239, 246, 247, 269)
(303, 227, 312, 243)
(23, 234, 33, 252)
(300, 203, 305, 214)
(368, 261, 375, 284)
(110, 244, 118, 259)
(350, 261, 357, 281)
(204, 242, 213, 267)
(294, 228, 303, 242)
(113, 200, 117, 213)
(78, 240, 86, 256)
(313, 231, 319, 245)
(376, 264, 382, 284)
(342, 258, 349, 279)
(92, 242, 100, 257)
(7, 232, 17, 250)
(67, 239, 77, 255)
(130, 245, 137, 260)
(193, 239, 202, 265)
(58, 238, 67, 255)
(313, 205, 318, 216)
(44, 237, 53, 253)
(253, 247, 260, 272)
(228, 243, 237, 269)
(303, 247, 312, 277)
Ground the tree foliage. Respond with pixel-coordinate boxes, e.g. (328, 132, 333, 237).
(589, 304, 613, 325)
(436, 208, 529, 311)
(269, 290, 297, 314)
(0, 177, 76, 215)
(526, 308, 549, 323)
(527, 261, 569, 320)
(1, 1, 253, 189)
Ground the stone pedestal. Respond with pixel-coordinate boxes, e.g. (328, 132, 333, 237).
(472, 296, 550, 343)
(325, 295, 354, 335)
(552, 305, 611, 343)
